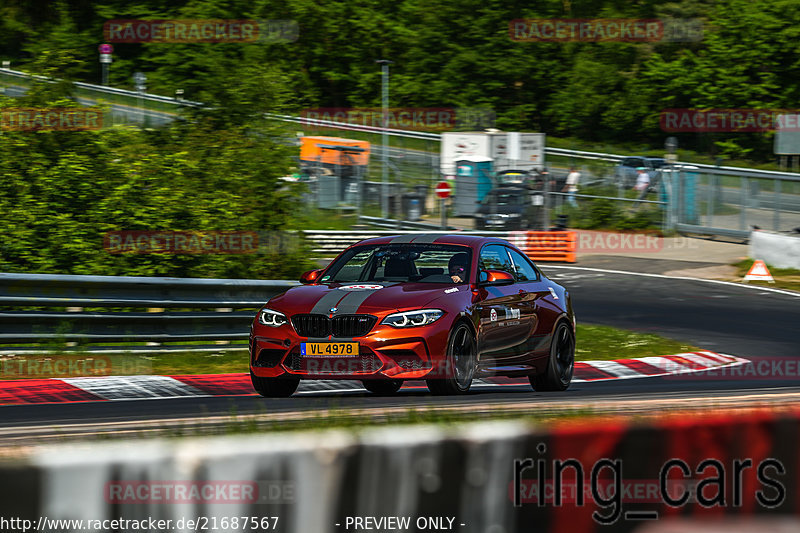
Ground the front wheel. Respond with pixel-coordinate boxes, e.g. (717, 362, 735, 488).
(250, 370, 300, 398)
(427, 322, 476, 395)
(530, 322, 574, 391)
(362, 379, 403, 395)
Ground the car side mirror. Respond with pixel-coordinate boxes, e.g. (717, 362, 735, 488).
(479, 269, 515, 286)
(300, 269, 323, 284)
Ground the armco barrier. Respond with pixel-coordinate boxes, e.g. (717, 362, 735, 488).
(1, 409, 799, 532)
(304, 229, 578, 262)
(509, 230, 577, 263)
(0, 273, 295, 344)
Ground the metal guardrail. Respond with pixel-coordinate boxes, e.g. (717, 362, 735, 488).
(0, 272, 296, 344)
(302, 228, 508, 257)
(357, 215, 459, 231)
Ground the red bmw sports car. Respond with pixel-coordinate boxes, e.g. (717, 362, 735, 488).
(249, 234, 575, 396)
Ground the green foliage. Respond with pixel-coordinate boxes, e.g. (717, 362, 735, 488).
(0, 66, 316, 279)
(3, 0, 798, 161)
(1, 0, 799, 279)
(559, 188, 663, 231)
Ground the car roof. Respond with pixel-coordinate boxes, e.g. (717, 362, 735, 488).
(350, 234, 511, 249)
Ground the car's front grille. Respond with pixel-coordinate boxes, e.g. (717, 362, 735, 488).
(291, 314, 377, 338)
(291, 314, 330, 337)
(332, 314, 377, 337)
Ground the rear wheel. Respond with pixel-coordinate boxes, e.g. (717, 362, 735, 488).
(530, 322, 574, 391)
(250, 370, 300, 398)
(362, 379, 403, 395)
(427, 322, 476, 395)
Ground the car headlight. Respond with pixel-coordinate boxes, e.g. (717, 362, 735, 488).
(508, 213, 521, 217)
(258, 308, 288, 327)
(381, 309, 444, 328)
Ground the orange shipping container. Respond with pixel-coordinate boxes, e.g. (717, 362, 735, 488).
(299, 136, 371, 167)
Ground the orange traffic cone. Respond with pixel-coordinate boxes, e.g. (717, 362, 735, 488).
(743, 260, 774, 283)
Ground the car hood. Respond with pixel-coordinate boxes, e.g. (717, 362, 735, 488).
(267, 282, 466, 315)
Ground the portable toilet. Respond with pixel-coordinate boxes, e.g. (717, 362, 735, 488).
(454, 156, 494, 216)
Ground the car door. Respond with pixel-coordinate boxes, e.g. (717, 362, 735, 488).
(475, 244, 529, 368)
(506, 247, 553, 365)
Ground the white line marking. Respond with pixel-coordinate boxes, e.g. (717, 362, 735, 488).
(637, 356, 700, 374)
(682, 353, 732, 367)
(62, 375, 205, 400)
(583, 360, 646, 378)
(544, 265, 800, 298)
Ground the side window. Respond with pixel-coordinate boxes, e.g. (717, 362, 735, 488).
(621, 158, 635, 167)
(507, 248, 540, 282)
(479, 244, 515, 278)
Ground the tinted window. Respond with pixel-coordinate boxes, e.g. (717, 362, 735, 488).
(507, 248, 539, 282)
(322, 243, 472, 284)
(479, 244, 515, 277)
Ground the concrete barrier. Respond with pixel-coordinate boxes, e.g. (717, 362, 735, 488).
(750, 230, 800, 269)
(1, 411, 799, 533)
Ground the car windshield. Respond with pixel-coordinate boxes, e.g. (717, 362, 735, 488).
(482, 192, 521, 206)
(321, 243, 472, 284)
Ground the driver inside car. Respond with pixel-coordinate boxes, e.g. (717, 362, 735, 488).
(448, 253, 469, 283)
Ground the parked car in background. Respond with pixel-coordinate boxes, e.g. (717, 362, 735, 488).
(614, 156, 665, 189)
(474, 185, 543, 230)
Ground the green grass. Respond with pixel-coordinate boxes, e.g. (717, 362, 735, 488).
(0, 323, 698, 379)
(575, 324, 698, 360)
(733, 259, 800, 292)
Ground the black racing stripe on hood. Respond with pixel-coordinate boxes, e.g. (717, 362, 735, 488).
(334, 282, 398, 314)
(309, 291, 349, 315)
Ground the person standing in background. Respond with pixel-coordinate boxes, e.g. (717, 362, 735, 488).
(633, 167, 650, 200)
(564, 167, 580, 207)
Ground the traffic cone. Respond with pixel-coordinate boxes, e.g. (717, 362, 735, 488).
(743, 260, 774, 283)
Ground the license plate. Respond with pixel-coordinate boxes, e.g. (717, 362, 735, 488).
(301, 342, 359, 357)
(487, 220, 504, 225)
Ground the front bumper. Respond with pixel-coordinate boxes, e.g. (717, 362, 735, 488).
(250, 320, 451, 380)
